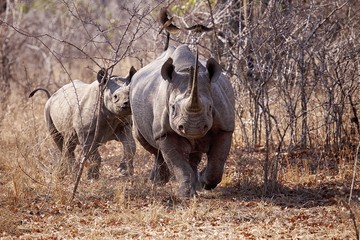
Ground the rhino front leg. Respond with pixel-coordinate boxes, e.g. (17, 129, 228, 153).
(159, 136, 197, 197)
(189, 152, 202, 187)
(199, 131, 232, 190)
(116, 125, 136, 175)
(77, 130, 101, 180)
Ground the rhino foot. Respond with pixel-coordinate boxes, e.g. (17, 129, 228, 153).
(202, 182, 218, 190)
(178, 182, 198, 198)
(199, 172, 219, 190)
(117, 161, 134, 176)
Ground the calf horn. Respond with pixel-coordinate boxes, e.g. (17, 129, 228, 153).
(187, 48, 201, 112)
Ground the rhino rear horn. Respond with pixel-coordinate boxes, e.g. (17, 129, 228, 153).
(206, 58, 222, 82)
(161, 58, 174, 81)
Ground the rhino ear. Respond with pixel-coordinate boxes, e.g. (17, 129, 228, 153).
(161, 58, 174, 81)
(97, 68, 108, 84)
(127, 66, 137, 84)
(206, 58, 222, 82)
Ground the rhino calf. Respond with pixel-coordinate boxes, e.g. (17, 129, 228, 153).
(30, 67, 137, 179)
(130, 45, 235, 197)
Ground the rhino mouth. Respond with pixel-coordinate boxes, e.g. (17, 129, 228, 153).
(176, 124, 209, 138)
(115, 104, 131, 115)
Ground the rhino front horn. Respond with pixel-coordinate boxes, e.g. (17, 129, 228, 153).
(187, 49, 201, 112)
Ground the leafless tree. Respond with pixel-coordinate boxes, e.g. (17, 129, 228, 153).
(193, 0, 360, 192)
(2, 0, 359, 196)
(1, 0, 165, 199)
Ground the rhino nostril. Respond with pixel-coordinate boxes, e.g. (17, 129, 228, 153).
(178, 125, 184, 132)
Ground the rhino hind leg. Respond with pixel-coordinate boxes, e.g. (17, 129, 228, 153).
(199, 132, 232, 190)
(47, 117, 73, 177)
(49, 125, 64, 151)
(149, 152, 171, 185)
(189, 152, 202, 174)
(64, 138, 77, 174)
(133, 127, 170, 184)
(49, 126, 72, 177)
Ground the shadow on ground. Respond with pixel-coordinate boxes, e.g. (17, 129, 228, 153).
(219, 180, 360, 208)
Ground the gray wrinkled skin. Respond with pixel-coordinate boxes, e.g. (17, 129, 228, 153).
(30, 67, 137, 179)
(130, 45, 235, 197)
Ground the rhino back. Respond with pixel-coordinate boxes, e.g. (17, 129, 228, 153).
(46, 80, 97, 134)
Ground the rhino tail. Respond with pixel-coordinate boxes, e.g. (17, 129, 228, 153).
(29, 87, 51, 99)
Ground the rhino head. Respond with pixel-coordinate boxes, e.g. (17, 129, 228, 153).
(98, 67, 137, 116)
(161, 50, 222, 139)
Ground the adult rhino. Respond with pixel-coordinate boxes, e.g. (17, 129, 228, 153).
(130, 45, 235, 197)
(29, 67, 137, 179)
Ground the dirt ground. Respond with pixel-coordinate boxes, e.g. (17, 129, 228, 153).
(0, 140, 359, 239)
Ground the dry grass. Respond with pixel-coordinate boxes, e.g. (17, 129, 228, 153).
(0, 91, 359, 239)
